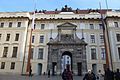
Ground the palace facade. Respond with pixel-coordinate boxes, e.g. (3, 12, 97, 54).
(0, 6, 120, 75)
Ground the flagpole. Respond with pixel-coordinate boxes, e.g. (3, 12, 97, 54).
(26, 0, 36, 74)
(99, 2, 110, 69)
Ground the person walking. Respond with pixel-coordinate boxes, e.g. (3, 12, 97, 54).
(29, 66, 32, 77)
(114, 69, 120, 80)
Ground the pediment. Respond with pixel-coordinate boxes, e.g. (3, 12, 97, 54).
(57, 22, 77, 27)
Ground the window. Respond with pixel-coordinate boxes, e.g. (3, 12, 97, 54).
(17, 22, 21, 27)
(38, 48, 43, 59)
(99, 24, 103, 29)
(116, 34, 120, 42)
(118, 47, 120, 59)
(0, 34, 1, 40)
(6, 34, 10, 41)
(101, 48, 106, 60)
(3, 47, 8, 57)
(90, 24, 94, 29)
(0, 23, 4, 27)
(9, 22, 12, 27)
(91, 48, 96, 60)
(39, 35, 44, 43)
(100, 34, 104, 43)
(114, 22, 119, 27)
(1, 62, 5, 69)
(15, 34, 19, 41)
(90, 34, 95, 43)
(12, 47, 18, 58)
(32, 36, 34, 43)
(41, 24, 45, 29)
(31, 48, 34, 59)
(10, 62, 15, 69)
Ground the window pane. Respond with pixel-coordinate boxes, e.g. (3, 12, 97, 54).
(41, 24, 45, 29)
(38, 48, 43, 59)
(90, 35, 95, 43)
(32, 36, 34, 43)
(15, 34, 19, 41)
(100, 34, 104, 43)
(90, 24, 94, 29)
(91, 48, 96, 60)
(0, 34, 1, 40)
(12, 47, 18, 58)
(3, 47, 8, 57)
(17, 22, 21, 27)
(118, 47, 120, 59)
(116, 34, 120, 42)
(0, 23, 4, 27)
(99, 24, 103, 29)
(6, 34, 10, 41)
(10, 62, 15, 69)
(40, 36, 44, 43)
(1, 62, 5, 69)
(9, 22, 12, 27)
(101, 48, 106, 60)
(114, 22, 118, 27)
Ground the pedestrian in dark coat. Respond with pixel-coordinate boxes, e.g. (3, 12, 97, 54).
(83, 69, 96, 80)
(29, 66, 32, 77)
(114, 69, 120, 80)
(104, 68, 114, 80)
(48, 70, 50, 78)
(66, 64, 73, 80)
(62, 69, 67, 80)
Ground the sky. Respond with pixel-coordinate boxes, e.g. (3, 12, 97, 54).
(0, 0, 120, 12)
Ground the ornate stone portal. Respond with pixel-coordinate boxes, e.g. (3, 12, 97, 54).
(47, 22, 87, 76)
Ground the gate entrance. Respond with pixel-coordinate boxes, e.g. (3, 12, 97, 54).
(47, 22, 87, 75)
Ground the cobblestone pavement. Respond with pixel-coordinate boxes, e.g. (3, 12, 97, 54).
(0, 74, 104, 80)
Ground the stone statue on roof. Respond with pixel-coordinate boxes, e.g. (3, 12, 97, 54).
(61, 5, 73, 12)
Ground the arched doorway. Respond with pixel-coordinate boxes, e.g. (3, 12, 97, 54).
(61, 51, 72, 73)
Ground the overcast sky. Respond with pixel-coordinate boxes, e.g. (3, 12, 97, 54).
(0, 0, 120, 12)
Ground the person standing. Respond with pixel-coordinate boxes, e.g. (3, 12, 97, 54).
(83, 69, 96, 80)
(114, 69, 120, 80)
(66, 64, 73, 80)
(62, 69, 67, 80)
(29, 66, 32, 77)
(104, 68, 114, 80)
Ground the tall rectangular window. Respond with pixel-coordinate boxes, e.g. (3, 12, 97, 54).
(3, 47, 8, 57)
(9, 22, 12, 27)
(12, 47, 18, 58)
(6, 34, 10, 41)
(0, 34, 1, 40)
(41, 24, 45, 29)
(101, 48, 106, 60)
(17, 22, 21, 27)
(1, 62, 5, 69)
(39, 35, 44, 43)
(116, 34, 120, 42)
(118, 47, 120, 59)
(10, 62, 15, 69)
(38, 48, 43, 59)
(31, 48, 34, 59)
(32, 36, 34, 43)
(90, 34, 95, 43)
(91, 48, 96, 60)
(0, 23, 4, 28)
(90, 24, 94, 29)
(99, 24, 103, 29)
(114, 22, 119, 27)
(15, 34, 19, 41)
(100, 34, 104, 43)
